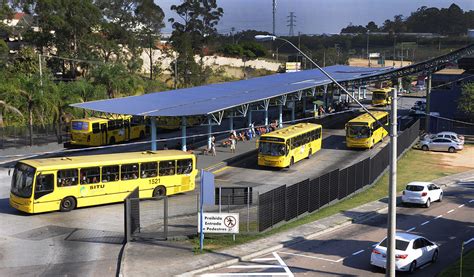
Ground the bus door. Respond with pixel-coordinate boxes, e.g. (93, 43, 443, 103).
(101, 123, 107, 145)
(33, 171, 57, 213)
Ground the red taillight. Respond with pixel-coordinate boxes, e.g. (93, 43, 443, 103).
(396, 254, 408, 259)
(372, 249, 381, 254)
(421, 192, 428, 196)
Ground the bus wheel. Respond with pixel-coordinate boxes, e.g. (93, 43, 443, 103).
(153, 186, 167, 197)
(60, 197, 76, 212)
(109, 137, 116, 144)
(139, 131, 145, 139)
(307, 149, 312, 159)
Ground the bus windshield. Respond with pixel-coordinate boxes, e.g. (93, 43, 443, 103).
(372, 92, 387, 100)
(71, 121, 89, 131)
(347, 124, 371, 138)
(259, 142, 287, 156)
(11, 163, 36, 198)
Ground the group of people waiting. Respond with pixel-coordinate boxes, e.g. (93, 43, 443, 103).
(316, 101, 350, 117)
(221, 120, 280, 153)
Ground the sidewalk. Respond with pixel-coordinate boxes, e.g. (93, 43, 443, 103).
(120, 169, 474, 276)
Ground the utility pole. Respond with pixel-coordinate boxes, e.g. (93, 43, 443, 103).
(287, 12, 296, 36)
(272, 0, 276, 35)
(367, 30, 370, 67)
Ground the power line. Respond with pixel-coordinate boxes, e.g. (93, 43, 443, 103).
(287, 12, 296, 37)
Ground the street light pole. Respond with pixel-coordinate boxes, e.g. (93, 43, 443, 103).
(367, 30, 370, 67)
(255, 34, 398, 276)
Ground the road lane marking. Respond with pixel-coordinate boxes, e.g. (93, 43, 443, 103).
(406, 227, 416, 232)
(421, 221, 430, 226)
(278, 251, 344, 263)
(447, 209, 455, 214)
(434, 215, 443, 220)
(251, 258, 278, 262)
(228, 265, 282, 269)
(458, 204, 465, 208)
(202, 273, 289, 276)
(352, 250, 364, 256)
(213, 166, 230, 174)
(272, 252, 294, 277)
(465, 238, 474, 245)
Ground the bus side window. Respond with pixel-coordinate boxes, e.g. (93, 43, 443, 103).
(141, 162, 158, 178)
(177, 159, 193, 175)
(121, 164, 139, 180)
(35, 174, 54, 199)
(159, 160, 176, 176)
(92, 123, 100, 134)
(57, 169, 78, 187)
(102, 165, 119, 182)
(80, 167, 100, 185)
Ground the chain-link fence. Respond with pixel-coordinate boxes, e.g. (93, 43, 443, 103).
(258, 119, 421, 232)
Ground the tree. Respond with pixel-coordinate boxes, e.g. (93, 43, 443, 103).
(91, 63, 144, 98)
(366, 21, 378, 32)
(169, 0, 223, 87)
(458, 83, 474, 122)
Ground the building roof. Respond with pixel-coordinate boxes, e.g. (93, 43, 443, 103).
(72, 65, 391, 117)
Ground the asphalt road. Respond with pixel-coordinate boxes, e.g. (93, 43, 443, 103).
(0, 96, 420, 276)
(203, 180, 474, 276)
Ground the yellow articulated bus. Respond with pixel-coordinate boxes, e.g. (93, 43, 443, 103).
(257, 123, 322, 168)
(345, 111, 389, 149)
(9, 150, 197, 214)
(70, 115, 146, 147)
(371, 87, 392, 106)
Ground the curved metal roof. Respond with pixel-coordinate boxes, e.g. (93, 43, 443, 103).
(71, 65, 391, 117)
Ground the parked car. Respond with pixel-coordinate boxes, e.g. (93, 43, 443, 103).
(429, 131, 464, 145)
(418, 137, 463, 153)
(401, 182, 443, 207)
(371, 232, 439, 273)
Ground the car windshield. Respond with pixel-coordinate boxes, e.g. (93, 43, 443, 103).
(379, 239, 410, 251)
(71, 121, 89, 131)
(406, 185, 424, 191)
(347, 124, 371, 138)
(11, 163, 36, 198)
(373, 93, 386, 100)
(258, 142, 286, 156)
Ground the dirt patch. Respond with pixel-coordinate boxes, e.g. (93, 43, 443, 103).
(425, 145, 474, 170)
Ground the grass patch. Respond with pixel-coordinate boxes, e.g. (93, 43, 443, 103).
(193, 147, 470, 252)
(439, 249, 474, 277)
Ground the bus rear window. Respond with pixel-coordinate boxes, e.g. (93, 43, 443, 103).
(72, 121, 89, 131)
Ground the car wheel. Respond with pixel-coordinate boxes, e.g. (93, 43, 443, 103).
(431, 250, 439, 263)
(448, 147, 455, 153)
(422, 145, 429, 151)
(409, 260, 417, 273)
(438, 193, 443, 202)
(60, 197, 76, 212)
(425, 198, 431, 208)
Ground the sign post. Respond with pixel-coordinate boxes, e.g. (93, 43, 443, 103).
(199, 170, 215, 252)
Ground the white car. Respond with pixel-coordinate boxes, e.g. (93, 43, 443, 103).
(430, 131, 464, 145)
(401, 182, 443, 207)
(371, 232, 439, 273)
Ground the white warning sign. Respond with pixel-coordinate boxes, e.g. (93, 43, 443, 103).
(198, 213, 239, 234)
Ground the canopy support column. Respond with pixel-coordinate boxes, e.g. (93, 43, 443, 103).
(363, 84, 367, 99)
(278, 104, 283, 128)
(302, 97, 306, 115)
(358, 86, 362, 100)
(181, 116, 187, 152)
(151, 117, 157, 151)
(291, 102, 295, 124)
(263, 99, 270, 126)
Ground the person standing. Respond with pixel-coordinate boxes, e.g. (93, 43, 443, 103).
(230, 135, 236, 154)
(211, 136, 216, 156)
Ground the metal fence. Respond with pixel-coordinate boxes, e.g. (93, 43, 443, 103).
(420, 116, 474, 135)
(0, 123, 69, 149)
(258, 119, 420, 232)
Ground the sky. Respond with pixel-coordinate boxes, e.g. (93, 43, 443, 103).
(156, 0, 474, 35)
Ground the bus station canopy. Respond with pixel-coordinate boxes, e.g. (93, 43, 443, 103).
(72, 65, 391, 117)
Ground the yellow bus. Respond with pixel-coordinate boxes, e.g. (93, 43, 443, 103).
(9, 150, 197, 214)
(371, 88, 392, 106)
(156, 116, 203, 130)
(257, 123, 322, 168)
(345, 111, 389, 149)
(70, 115, 146, 147)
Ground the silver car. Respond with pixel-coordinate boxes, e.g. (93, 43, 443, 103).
(430, 131, 464, 145)
(419, 137, 463, 153)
